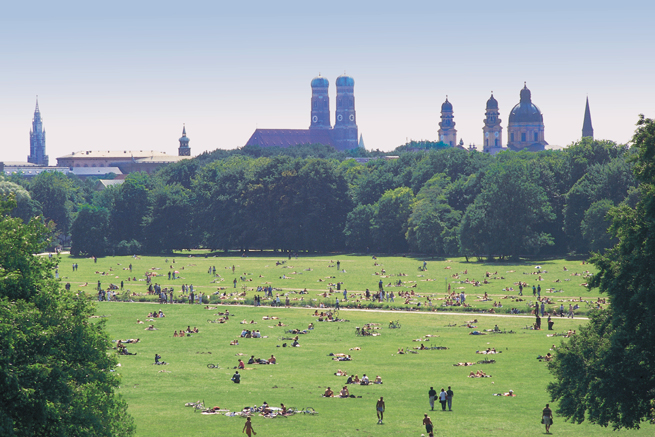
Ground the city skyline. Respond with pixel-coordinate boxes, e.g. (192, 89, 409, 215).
(1, 1, 653, 161)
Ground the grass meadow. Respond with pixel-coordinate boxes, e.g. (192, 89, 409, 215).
(57, 253, 649, 436)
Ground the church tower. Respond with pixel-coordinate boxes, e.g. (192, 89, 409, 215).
(332, 74, 358, 151)
(582, 97, 594, 139)
(28, 97, 48, 166)
(482, 92, 502, 151)
(178, 124, 191, 156)
(438, 97, 457, 147)
(309, 75, 331, 130)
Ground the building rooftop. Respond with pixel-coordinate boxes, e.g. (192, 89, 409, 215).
(59, 150, 172, 159)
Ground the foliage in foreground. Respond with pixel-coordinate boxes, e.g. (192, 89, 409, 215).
(548, 115, 655, 429)
(0, 197, 134, 436)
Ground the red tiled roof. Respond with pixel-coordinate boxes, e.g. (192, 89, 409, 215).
(245, 129, 334, 148)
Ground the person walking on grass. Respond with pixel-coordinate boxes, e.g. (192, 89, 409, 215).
(376, 397, 385, 424)
(439, 388, 447, 411)
(542, 403, 553, 434)
(423, 414, 434, 437)
(446, 386, 454, 411)
(243, 416, 256, 436)
(428, 386, 436, 410)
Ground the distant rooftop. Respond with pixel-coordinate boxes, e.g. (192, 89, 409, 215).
(59, 150, 172, 159)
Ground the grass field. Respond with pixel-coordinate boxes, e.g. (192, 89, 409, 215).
(58, 253, 649, 436)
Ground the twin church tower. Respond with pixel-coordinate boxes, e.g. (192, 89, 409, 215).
(245, 74, 359, 151)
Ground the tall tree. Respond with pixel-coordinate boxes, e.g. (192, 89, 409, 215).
(547, 115, 655, 429)
(370, 187, 415, 253)
(0, 195, 134, 436)
(458, 158, 555, 259)
(70, 205, 110, 257)
(29, 171, 75, 235)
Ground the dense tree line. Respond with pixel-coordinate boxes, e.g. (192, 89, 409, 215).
(2, 137, 637, 258)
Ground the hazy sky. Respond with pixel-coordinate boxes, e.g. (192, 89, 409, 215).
(1, 1, 654, 162)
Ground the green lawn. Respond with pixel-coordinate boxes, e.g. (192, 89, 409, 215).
(58, 253, 647, 436)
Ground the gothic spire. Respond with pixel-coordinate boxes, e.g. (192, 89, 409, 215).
(582, 97, 594, 139)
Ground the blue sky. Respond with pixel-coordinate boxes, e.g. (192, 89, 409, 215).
(1, 1, 654, 162)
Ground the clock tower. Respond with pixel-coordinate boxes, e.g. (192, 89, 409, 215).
(482, 92, 502, 151)
(332, 74, 358, 151)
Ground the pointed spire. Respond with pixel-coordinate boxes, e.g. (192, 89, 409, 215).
(182, 123, 187, 136)
(35, 96, 40, 114)
(582, 97, 594, 139)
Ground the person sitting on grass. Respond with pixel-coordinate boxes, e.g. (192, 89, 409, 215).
(173, 331, 179, 337)
(346, 375, 354, 384)
(280, 403, 288, 415)
(248, 355, 256, 365)
(339, 386, 350, 397)
(154, 353, 163, 364)
(374, 375, 383, 384)
(230, 339, 239, 346)
(292, 339, 300, 347)
(323, 387, 334, 397)
(238, 359, 245, 369)
(397, 348, 405, 354)
(335, 369, 347, 376)
(231, 371, 241, 383)
(269, 355, 276, 364)
(361, 374, 370, 385)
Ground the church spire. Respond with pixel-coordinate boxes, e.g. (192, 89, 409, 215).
(582, 97, 594, 139)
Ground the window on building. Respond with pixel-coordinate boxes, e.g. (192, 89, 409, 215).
(511, 133, 514, 142)
(534, 132, 538, 142)
(521, 133, 526, 142)
(485, 139, 488, 147)
(495, 139, 499, 147)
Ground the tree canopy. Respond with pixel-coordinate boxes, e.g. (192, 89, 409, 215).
(0, 196, 135, 436)
(547, 115, 655, 429)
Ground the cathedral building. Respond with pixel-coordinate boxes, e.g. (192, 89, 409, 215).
(245, 74, 359, 151)
(438, 97, 457, 146)
(28, 98, 48, 166)
(506, 83, 547, 151)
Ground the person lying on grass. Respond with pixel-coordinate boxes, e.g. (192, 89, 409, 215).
(262, 316, 279, 320)
(493, 390, 515, 396)
(335, 369, 347, 376)
(145, 325, 157, 331)
(453, 362, 476, 366)
(332, 354, 351, 361)
(468, 370, 491, 378)
(476, 348, 500, 354)
(469, 331, 486, 335)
